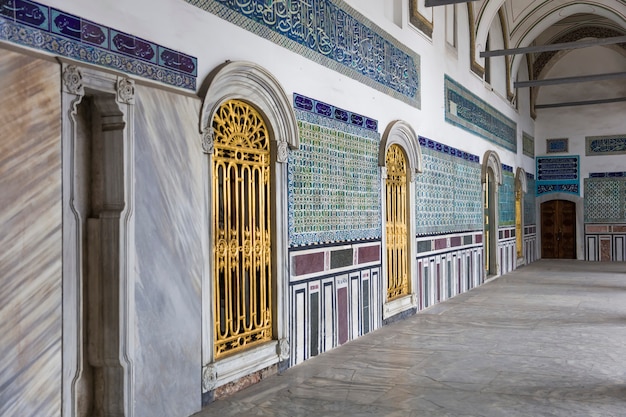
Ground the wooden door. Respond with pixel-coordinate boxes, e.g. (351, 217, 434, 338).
(541, 200, 576, 259)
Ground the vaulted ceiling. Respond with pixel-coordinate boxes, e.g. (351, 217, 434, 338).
(467, 0, 626, 110)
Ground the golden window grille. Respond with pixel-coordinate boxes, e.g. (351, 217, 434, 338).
(385, 144, 409, 300)
(515, 187, 523, 258)
(212, 99, 272, 359)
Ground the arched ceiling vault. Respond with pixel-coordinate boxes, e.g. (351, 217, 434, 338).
(431, 0, 626, 110)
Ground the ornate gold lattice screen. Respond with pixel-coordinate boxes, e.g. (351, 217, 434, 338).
(212, 99, 272, 358)
(385, 144, 409, 300)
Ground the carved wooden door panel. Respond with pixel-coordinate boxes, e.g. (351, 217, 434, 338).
(541, 200, 576, 259)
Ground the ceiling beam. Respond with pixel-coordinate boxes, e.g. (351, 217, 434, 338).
(535, 96, 626, 109)
(481, 35, 626, 57)
(425, 0, 477, 6)
(514, 72, 626, 88)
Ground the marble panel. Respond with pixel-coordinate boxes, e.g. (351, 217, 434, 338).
(133, 85, 203, 417)
(0, 49, 62, 417)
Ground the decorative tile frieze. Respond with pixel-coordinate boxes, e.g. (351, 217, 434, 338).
(0, 0, 197, 90)
(294, 93, 377, 131)
(590, 172, 626, 178)
(444, 75, 517, 152)
(524, 176, 536, 225)
(499, 169, 515, 227)
(536, 156, 579, 197)
(546, 138, 568, 153)
(288, 102, 381, 247)
(584, 177, 626, 223)
(586, 134, 626, 156)
(415, 136, 483, 235)
(184, 0, 421, 108)
(522, 131, 534, 158)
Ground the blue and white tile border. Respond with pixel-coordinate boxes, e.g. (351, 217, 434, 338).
(0, 0, 197, 90)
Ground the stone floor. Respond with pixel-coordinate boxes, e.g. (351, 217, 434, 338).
(193, 260, 626, 417)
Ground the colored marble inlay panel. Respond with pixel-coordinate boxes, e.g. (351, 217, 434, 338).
(614, 225, 626, 232)
(435, 238, 447, 250)
(444, 75, 517, 152)
(330, 248, 353, 269)
(450, 236, 462, 247)
(337, 287, 348, 345)
(546, 138, 568, 153)
(0, 0, 196, 90)
(586, 134, 626, 156)
(584, 177, 626, 223)
(288, 107, 381, 247)
(586, 225, 609, 233)
(293, 252, 325, 276)
(536, 156, 579, 197)
(184, 0, 421, 108)
(358, 245, 380, 263)
(524, 176, 536, 225)
(600, 238, 611, 261)
(499, 170, 515, 227)
(522, 131, 534, 158)
(415, 138, 483, 236)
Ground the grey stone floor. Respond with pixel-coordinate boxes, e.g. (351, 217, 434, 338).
(193, 260, 626, 417)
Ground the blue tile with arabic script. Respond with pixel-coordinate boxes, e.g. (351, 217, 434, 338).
(184, 0, 420, 108)
(0, 0, 197, 90)
(14, 0, 48, 30)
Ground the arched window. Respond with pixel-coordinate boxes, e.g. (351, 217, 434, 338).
(385, 144, 409, 300)
(212, 99, 272, 358)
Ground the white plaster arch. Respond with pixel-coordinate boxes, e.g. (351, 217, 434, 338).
(199, 60, 297, 393)
(509, 4, 626, 90)
(200, 60, 299, 156)
(515, 167, 528, 193)
(481, 150, 503, 185)
(379, 120, 423, 181)
(474, 0, 505, 68)
(379, 120, 421, 320)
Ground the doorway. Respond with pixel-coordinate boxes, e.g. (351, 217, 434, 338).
(541, 200, 576, 259)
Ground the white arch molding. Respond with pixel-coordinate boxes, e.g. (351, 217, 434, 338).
(199, 61, 299, 395)
(379, 120, 422, 319)
(481, 150, 502, 278)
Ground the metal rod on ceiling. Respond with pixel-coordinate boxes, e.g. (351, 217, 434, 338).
(535, 96, 626, 109)
(425, 0, 477, 6)
(481, 35, 626, 57)
(514, 72, 626, 88)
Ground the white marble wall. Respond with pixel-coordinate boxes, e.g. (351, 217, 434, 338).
(0, 49, 63, 416)
(133, 86, 204, 417)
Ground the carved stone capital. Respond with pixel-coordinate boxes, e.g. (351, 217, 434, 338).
(116, 77, 135, 104)
(380, 167, 388, 180)
(202, 364, 218, 392)
(277, 338, 290, 361)
(62, 65, 84, 96)
(411, 293, 419, 306)
(276, 141, 289, 163)
(202, 128, 214, 154)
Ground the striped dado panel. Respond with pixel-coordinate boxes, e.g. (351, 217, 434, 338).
(524, 225, 538, 265)
(498, 227, 516, 275)
(585, 224, 626, 262)
(416, 232, 483, 309)
(289, 241, 382, 366)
